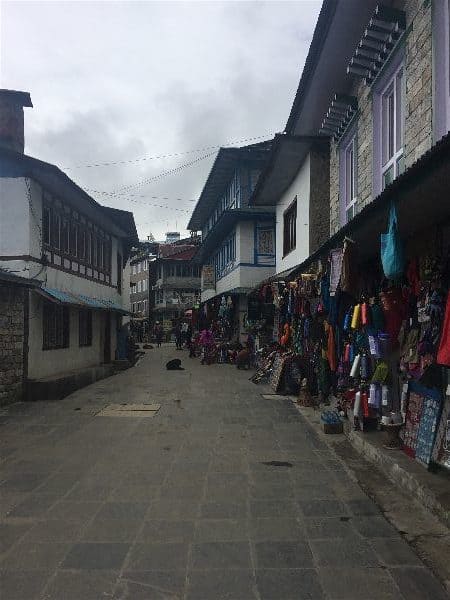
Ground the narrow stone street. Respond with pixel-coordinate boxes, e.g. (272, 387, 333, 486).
(0, 346, 448, 600)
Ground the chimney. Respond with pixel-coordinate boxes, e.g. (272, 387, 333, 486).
(0, 89, 33, 154)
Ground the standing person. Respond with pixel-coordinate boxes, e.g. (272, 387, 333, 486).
(181, 321, 189, 347)
(199, 326, 214, 365)
(175, 322, 183, 350)
(185, 324, 193, 356)
(155, 322, 163, 348)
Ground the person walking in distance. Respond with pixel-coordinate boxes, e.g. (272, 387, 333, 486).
(155, 322, 163, 348)
(199, 326, 214, 365)
(174, 322, 183, 350)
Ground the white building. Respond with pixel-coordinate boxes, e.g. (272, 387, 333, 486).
(0, 90, 138, 398)
(250, 134, 330, 275)
(188, 142, 275, 340)
(152, 244, 201, 325)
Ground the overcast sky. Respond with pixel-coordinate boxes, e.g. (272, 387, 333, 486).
(1, 0, 320, 240)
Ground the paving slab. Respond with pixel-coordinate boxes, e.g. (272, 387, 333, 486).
(0, 345, 448, 599)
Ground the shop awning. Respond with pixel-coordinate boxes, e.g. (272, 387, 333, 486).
(37, 286, 130, 314)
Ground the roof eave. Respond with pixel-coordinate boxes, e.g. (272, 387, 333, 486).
(285, 0, 338, 134)
(250, 134, 330, 207)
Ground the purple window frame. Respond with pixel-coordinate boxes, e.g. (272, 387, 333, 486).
(338, 123, 357, 227)
(372, 47, 405, 197)
(433, 0, 450, 141)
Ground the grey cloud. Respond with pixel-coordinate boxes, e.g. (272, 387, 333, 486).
(2, 0, 321, 239)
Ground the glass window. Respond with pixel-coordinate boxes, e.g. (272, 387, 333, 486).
(51, 212, 61, 249)
(43, 206, 51, 245)
(43, 302, 70, 350)
(70, 224, 78, 256)
(283, 198, 297, 256)
(117, 253, 122, 294)
(79, 229, 86, 260)
(61, 220, 70, 254)
(341, 133, 357, 224)
(380, 65, 404, 189)
(87, 231, 92, 263)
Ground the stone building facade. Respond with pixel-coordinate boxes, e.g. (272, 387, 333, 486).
(309, 146, 331, 254)
(0, 283, 26, 406)
(329, 0, 434, 235)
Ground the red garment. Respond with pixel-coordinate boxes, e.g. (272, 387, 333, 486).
(199, 329, 214, 346)
(437, 291, 450, 367)
(324, 321, 337, 372)
(407, 258, 421, 297)
(380, 288, 407, 345)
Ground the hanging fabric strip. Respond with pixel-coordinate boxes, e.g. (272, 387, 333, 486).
(329, 248, 344, 297)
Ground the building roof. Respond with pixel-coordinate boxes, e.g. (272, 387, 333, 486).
(250, 134, 329, 206)
(100, 206, 138, 246)
(187, 141, 272, 231)
(285, 0, 378, 135)
(0, 268, 41, 287)
(0, 146, 137, 242)
(37, 286, 130, 314)
(0, 89, 33, 107)
(158, 245, 198, 261)
(288, 130, 450, 278)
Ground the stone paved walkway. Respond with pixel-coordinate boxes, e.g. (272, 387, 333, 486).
(0, 345, 448, 599)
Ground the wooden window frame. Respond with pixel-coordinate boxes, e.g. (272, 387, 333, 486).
(283, 197, 297, 257)
(42, 196, 113, 284)
(43, 206, 51, 245)
(117, 253, 122, 294)
(43, 301, 70, 350)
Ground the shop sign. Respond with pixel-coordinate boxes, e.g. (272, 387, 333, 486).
(202, 265, 215, 290)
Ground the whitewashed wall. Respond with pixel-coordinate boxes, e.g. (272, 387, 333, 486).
(27, 294, 117, 379)
(1, 176, 125, 380)
(275, 154, 311, 274)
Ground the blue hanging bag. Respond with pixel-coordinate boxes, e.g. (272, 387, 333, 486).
(380, 202, 404, 280)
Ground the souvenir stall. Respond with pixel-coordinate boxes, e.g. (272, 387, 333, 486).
(245, 284, 277, 351)
(198, 295, 236, 338)
(194, 294, 245, 364)
(322, 212, 450, 473)
(251, 203, 450, 471)
(250, 274, 321, 396)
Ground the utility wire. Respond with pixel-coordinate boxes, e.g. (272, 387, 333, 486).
(64, 133, 274, 170)
(114, 151, 216, 194)
(84, 190, 197, 203)
(85, 151, 215, 199)
(109, 195, 191, 213)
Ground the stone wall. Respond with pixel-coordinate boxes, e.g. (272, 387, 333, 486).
(329, 0, 433, 235)
(0, 284, 26, 406)
(403, 0, 433, 166)
(309, 146, 331, 254)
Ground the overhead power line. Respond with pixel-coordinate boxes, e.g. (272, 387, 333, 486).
(94, 151, 216, 197)
(84, 190, 197, 203)
(64, 133, 274, 169)
(118, 196, 191, 213)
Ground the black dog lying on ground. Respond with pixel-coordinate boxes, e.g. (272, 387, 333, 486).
(166, 359, 184, 370)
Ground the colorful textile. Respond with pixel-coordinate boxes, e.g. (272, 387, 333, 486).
(341, 240, 358, 296)
(401, 390, 423, 458)
(329, 248, 344, 296)
(437, 291, 450, 367)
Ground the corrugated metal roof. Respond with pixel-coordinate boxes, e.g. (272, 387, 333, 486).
(0, 269, 41, 288)
(38, 287, 129, 314)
